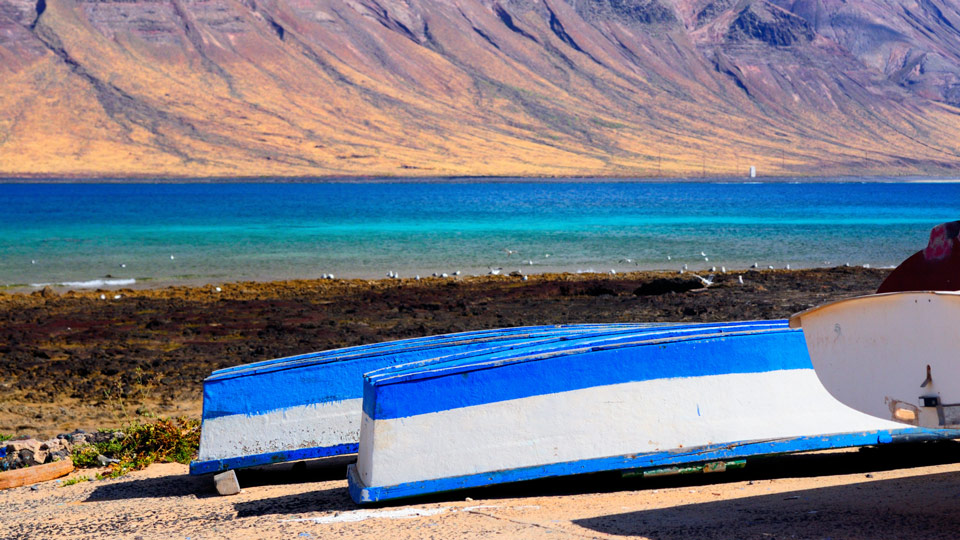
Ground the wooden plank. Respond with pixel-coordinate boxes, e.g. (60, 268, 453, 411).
(0, 458, 75, 490)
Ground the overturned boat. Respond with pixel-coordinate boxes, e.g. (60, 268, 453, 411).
(349, 322, 958, 504)
(190, 323, 676, 475)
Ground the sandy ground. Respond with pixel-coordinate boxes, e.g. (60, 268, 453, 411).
(4, 442, 960, 539)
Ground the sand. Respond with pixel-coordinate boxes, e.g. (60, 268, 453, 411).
(3, 444, 960, 539)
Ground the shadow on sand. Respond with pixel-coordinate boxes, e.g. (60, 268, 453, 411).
(83, 440, 960, 523)
(85, 455, 356, 504)
(573, 468, 960, 539)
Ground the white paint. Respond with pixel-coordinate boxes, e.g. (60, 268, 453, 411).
(197, 398, 361, 461)
(791, 291, 960, 428)
(357, 370, 903, 488)
(281, 505, 507, 524)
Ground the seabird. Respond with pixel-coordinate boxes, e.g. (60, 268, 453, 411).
(693, 274, 714, 287)
(504, 249, 518, 257)
(738, 275, 744, 284)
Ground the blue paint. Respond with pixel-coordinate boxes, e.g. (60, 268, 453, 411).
(189, 443, 358, 475)
(347, 428, 960, 503)
(365, 321, 787, 383)
(209, 324, 652, 377)
(201, 322, 774, 420)
(201, 324, 671, 420)
(363, 327, 803, 419)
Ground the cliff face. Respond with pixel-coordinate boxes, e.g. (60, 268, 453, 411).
(2, 0, 960, 177)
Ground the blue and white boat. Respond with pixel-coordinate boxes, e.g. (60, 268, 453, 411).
(348, 322, 959, 504)
(190, 323, 673, 475)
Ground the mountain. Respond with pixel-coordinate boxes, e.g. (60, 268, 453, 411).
(3, 0, 960, 177)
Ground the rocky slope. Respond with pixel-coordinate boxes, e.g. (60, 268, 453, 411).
(2, 0, 960, 177)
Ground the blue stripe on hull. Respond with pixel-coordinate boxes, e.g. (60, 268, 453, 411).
(347, 428, 960, 504)
(189, 443, 358, 475)
(201, 322, 784, 420)
(201, 325, 655, 420)
(364, 327, 804, 419)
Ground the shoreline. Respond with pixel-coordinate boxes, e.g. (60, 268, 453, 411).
(2, 174, 958, 184)
(0, 263, 894, 296)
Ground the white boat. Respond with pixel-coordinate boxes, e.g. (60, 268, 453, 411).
(790, 291, 960, 428)
(190, 323, 671, 475)
(349, 322, 957, 504)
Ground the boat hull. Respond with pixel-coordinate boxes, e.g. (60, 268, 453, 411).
(350, 325, 957, 503)
(790, 291, 960, 428)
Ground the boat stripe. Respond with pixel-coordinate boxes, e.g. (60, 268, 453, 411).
(363, 329, 808, 419)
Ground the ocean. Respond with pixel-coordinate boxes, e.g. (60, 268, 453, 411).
(2, 180, 959, 290)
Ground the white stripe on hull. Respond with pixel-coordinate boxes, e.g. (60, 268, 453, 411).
(357, 369, 904, 488)
(198, 398, 362, 462)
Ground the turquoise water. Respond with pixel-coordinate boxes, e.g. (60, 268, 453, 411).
(2, 181, 959, 289)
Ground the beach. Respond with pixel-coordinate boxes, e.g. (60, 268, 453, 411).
(4, 266, 960, 538)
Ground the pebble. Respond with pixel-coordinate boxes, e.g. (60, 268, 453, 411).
(1, 429, 123, 472)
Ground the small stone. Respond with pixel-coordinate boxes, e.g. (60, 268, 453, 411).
(214, 470, 241, 496)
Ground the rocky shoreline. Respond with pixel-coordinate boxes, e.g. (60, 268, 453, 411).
(0, 266, 892, 438)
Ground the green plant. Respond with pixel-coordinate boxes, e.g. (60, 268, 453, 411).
(61, 476, 91, 487)
(70, 417, 201, 478)
(0, 433, 12, 442)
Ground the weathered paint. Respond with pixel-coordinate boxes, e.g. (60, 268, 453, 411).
(348, 428, 957, 504)
(790, 291, 960, 428)
(192, 323, 730, 474)
(351, 326, 960, 503)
